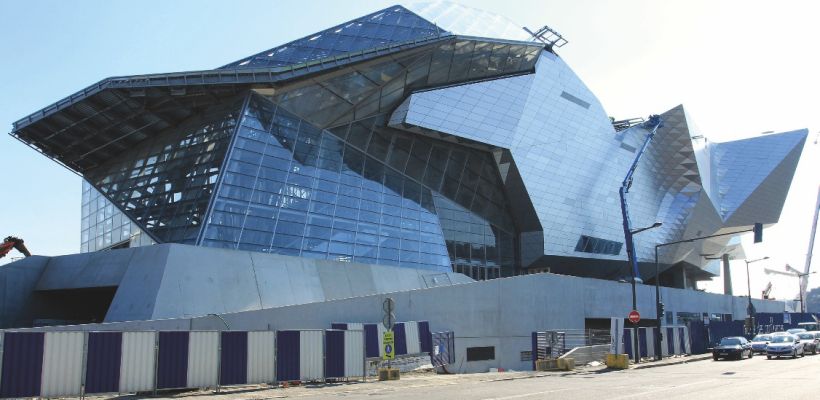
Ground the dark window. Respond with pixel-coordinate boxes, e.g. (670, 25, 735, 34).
(574, 235, 623, 255)
(466, 346, 495, 361)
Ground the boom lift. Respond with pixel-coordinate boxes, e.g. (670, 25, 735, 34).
(0, 236, 31, 259)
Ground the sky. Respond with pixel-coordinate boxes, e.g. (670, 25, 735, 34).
(0, 0, 817, 303)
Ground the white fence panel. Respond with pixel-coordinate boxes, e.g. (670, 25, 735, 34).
(405, 321, 420, 354)
(187, 331, 218, 388)
(299, 330, 323, 381)
(41, 331, 84, 397)
(120, 331, 156, 393)
(347, 323, 364, 331)
(682, 326, 691, 354)
(247, 331, 275, 384)
(672, 328, 682, 355)
(343, 330, 364, 377)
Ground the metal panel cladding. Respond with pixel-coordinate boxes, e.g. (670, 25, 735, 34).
(41, 331, 84, 397)
(85, 331, 122, 394)
(219, 331, 248, 385)
(299, 330, 324, 381)
(119, 331, 156, 393)
(343, 330, 364, 377)
(247, 331, 275, 384)
(324, 330, 345, 379)
(0, 332, 44, 398)
(187, 331, 218, 388)
(404, 321, 421, 354)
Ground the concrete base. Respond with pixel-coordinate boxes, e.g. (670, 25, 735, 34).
(378, 368, 400, 380)
(606, 353, 630, 369)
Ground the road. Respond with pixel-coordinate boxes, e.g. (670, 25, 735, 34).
(145, 354, 820, 400)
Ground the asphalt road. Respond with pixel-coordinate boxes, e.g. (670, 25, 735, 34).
(148, 353, 820, 400)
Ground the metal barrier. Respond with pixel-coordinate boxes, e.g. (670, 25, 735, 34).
(430, 331, 455, 368)
(533, 329, 611, 362)
(614, 326, 690, 360)
(0, 329, 366, 398)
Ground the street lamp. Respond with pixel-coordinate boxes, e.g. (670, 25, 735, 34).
(651, 223, 764, 360)
(744, 257, 769, 334)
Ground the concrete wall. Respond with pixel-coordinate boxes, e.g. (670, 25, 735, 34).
(0, 244, 472, 325)
(0, 256, 49, 328)
(18, 271, 784, 373)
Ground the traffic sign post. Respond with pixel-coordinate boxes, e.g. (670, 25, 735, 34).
(628, 310, 641, 324)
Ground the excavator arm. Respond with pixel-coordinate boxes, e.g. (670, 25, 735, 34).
(0, 236, 31, 259)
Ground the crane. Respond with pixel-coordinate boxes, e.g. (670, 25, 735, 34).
(0, 236, 31, 259)
(797, 186, 820, 313)
(762, 281, 773, 299)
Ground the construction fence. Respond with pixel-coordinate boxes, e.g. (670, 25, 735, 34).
(0, 320, 433, 399)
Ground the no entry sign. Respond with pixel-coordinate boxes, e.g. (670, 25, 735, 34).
(628, 310, 641, 324)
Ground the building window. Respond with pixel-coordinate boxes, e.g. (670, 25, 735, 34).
(574, 235, 622, 256)
(466, 346, 495, 361)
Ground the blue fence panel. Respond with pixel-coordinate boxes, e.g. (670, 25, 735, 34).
(707, 321, 744, 346)
(325, 330, 345, 378)
(638, 328, 648, 358)
(276, 331, 300, 382)
(157, 331, 189, 389)
(220, 331, 248, 386)
(623, 329, 633, 359)
(418, 321, 432, 353)
(687, 320, 708, 354)
(666, 327, 675, 355)
(85, 332, 122, 394)
(0, 332, 44, 398)
(393, 322, 407, 355)
(364, 324, 379, 358)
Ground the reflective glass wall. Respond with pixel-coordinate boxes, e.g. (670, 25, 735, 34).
(84, 96, 245, 244)
(80, 180, 154, 252)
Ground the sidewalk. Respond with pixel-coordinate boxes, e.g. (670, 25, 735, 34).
(629, 353, 713, 369)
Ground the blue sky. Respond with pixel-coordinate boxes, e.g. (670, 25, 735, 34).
(1, 0, 818, 301)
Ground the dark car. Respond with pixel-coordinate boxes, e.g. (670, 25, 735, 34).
(750, 334, 772, 353)
(766, 334, 804, 359)
(713, 336, 753, 360)
(796, 332, 818, 355)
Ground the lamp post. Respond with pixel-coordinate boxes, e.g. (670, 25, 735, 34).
(744, 257, 769, 333)
(651, 223, 764, 361)
(627, 222, 662, 363)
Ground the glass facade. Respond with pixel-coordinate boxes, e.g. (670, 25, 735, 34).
(84, 96, 246, 244)
(200, 93, 517, 277)
(80, 180, 154, 253)
(222, 5, 444, 69)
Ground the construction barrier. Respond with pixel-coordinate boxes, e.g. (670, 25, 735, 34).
(615, 326, 690, 360)
(330, 320, 432, 358)
(0, 329, 365, 399)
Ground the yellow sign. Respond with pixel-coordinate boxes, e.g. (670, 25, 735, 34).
(382, 331, 395, 360)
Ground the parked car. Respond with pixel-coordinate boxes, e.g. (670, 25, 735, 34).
(713, 336, 753, 360)
(766, 334, 805, 359)
(787, 328, 807, 335)
(796, 332, 818, 355)
(750, 334, 773, 353)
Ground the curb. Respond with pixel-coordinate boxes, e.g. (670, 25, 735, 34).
(630, 354, 713, 370)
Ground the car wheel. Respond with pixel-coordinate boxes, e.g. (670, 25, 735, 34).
(748, 350, 753, 359)
(813, 347, 817, 355)
(792, 351, 797, 359)
(767, 355, 772, 359)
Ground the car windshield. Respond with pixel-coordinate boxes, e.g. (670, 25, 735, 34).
(719, 338, 741, 345)
(752, 335, 772, 342)
(787, 329, 806, 334)
(797, 333, 814, 340)
(771, 335, 794, 343)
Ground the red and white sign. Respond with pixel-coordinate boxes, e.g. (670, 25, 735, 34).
(628, 310, 641, 324)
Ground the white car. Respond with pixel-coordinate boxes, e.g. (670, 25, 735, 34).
(766, 335, 805, 359)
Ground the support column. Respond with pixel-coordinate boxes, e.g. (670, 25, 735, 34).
(722, 254, 732, 295)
